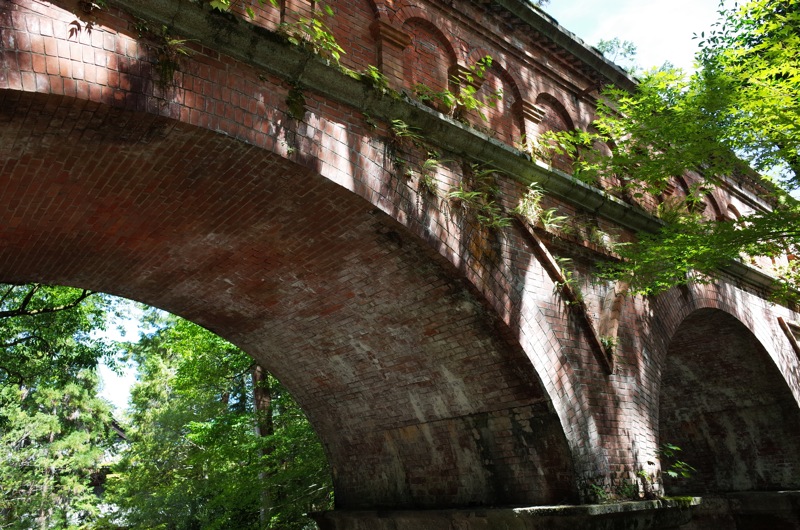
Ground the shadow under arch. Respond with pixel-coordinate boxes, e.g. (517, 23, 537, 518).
(659, 308, 800, 495)
(0, 89, 578, 509)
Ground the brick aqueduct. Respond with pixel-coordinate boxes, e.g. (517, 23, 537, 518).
(2, 0, 800, 527)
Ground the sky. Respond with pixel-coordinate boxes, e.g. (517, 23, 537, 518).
(543, 0, 729, 72)
(96, 306, 141, 412)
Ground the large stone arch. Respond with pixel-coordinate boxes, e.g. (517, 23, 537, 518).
(657, 305, 800, 495)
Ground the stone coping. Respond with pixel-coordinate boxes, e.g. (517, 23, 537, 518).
(313, 497, 702, 519)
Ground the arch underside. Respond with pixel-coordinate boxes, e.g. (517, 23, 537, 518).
(659, 308, 800, 495)
(0, 90, 577, 508)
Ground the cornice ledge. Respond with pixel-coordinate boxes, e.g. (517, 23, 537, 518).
(489, 0, 638, 92)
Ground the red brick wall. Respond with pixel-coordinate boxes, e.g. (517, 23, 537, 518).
(2, 0, 799, 511)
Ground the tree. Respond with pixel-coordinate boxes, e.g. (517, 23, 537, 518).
(0, 283, 119, 529)
(0, 371, 116, 530)
(553, 0, 800, 296)
(595, 38, 638, 74)
(0, 284, 114, 386)
(104, 311, 332, 530)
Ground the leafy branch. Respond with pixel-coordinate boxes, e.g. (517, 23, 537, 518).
(0, 284, 95, 319)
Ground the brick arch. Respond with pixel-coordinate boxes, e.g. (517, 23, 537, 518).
(0, 0, 589, 510)
(534, 92, 575, 173)
(727, 203, 742, 221)
(658, 307, 800, 495)
(400, 16, 457, 95)
(706, 193, 724, 221)
(0, 88, 580, 508)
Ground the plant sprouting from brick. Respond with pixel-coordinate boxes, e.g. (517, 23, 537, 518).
(416, 153, 447, 196)
(586, 226, 621, 253)
(599, 335, 618, 355)
(636, 469, 658, 499)
(363, 65, 390, 93)
(414, 56, 502, 123)
(390, 120, 424, 146)
(615, 479, 640, 500)
(418, 173, 438, 196)
(539, 207, 569, 232)
(362, 113, 378, 129)
(448, 165, 512, 230)
(586, 482, 609, 503)
(553, 256, 584, 304)
(134, 21, 193, 89)
(514, 184, 569, 232)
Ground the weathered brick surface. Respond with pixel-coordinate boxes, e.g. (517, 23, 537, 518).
(1, 0, 799, 515)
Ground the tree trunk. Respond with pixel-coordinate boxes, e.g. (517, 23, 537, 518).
(251, 364, 273, 527)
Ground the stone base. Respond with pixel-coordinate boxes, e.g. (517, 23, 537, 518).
(685, 491, 800, 530)
(311, 498, 701, 530)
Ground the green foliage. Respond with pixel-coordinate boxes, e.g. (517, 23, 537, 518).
(0, 283, 117, 528)
(133, 21, 193, 89)
(659, 443, 696, 480)
(417, 154, 443, 196)
(103, 311, 332, 530)
(595, 37, 638, 75)
(363, 65, 390, 93)
(209, 0, 344, 63)
(696, 0, 800, 184)
(414, 56, 502, 122)
(599, 335, 618, 354)
(390, 119, 424, 145)
(586, 482, 609, 503)
(615, 479, 639, 500)
(209, 0, 279, 20)
(513, 182, 568, 231)
(448, 165, 512, 230)
(278, 3, 345, 64)
(0, 284, 112, 386)
(551, 0, 800, 296)
(553, 257, 584, 304)
(601, 205, 800, 296)
(0, 371, 116, 529)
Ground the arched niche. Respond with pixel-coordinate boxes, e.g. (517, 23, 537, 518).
(459, 57, 524, 146)
(401, 17, 457, 96)
(659, 308, 800, 495)
(322, 0, 379, 71)
(534, 93, 575, 174)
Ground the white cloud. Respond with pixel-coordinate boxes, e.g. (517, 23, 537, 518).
(545, 0, 728, 72)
